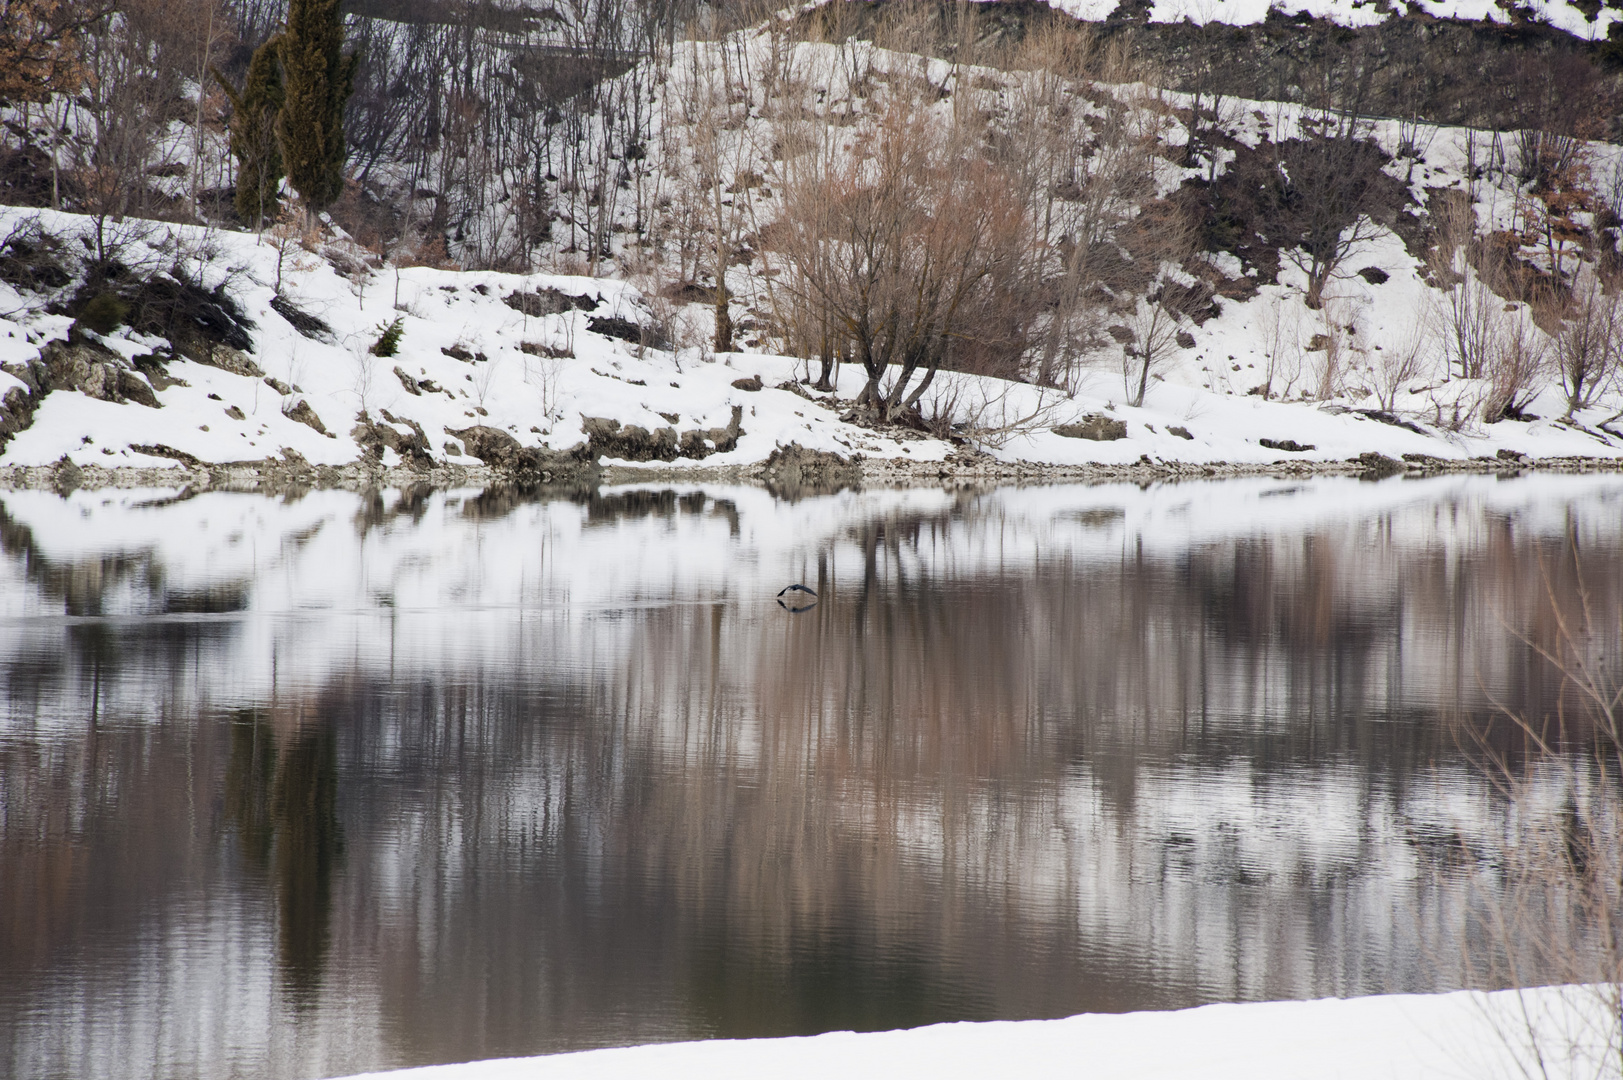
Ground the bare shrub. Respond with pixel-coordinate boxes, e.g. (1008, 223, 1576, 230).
(1257, 293, 1306, 400)
(1367, 323, 1430, 412)
(1482, 303, 1550, 424)
(775, 94, 1033, 423)
(1456, 558, 1623, 1080)
(918, 371, 1064, 449)
(521, 349, 563, 427)
(1549, 268, 1623, 417)
(1117, 274, 1199, 408)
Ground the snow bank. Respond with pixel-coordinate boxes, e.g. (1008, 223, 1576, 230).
(329, 985, 1619, 1080)
(2, 204, 1622, 479)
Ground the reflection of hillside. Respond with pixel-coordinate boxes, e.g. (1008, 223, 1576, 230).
(3, 479, 1623, 1078)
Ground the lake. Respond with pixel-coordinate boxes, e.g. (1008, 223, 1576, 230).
(3, 474, 1620, 1080)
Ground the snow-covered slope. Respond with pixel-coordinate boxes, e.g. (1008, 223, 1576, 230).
(1048, 0, 1622, 36)
(2, 204, 1621, 480)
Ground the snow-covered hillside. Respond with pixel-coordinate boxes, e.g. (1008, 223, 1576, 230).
(3, 211, 1622, 483)
(1048, 0, 1622, 36)
(4, 24, 1623, 484)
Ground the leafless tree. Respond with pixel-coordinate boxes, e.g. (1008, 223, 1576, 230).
(1550, 267, 1623, 418)
(775, 95, 1032, 423)
(1366, 323, 1429, 412)
(1267, 111, 1397, 310)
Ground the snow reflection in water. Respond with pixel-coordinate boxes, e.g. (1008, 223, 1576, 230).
(1, 474, 1621, 1080)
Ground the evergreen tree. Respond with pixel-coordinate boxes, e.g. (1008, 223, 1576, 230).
(275, 0, 357, 216)
(215, 36, 286, 229)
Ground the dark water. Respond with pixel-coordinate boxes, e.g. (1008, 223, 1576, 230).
(2, 475, 1621, 1079)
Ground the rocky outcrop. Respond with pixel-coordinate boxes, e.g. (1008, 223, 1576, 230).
(0, 338, 169, 457)
(352, 411, 434, 469)
(285, 399, 329, 435)
(763, 442, 860, 497)
(584, 405, 743, 462)
(34, 339, 164, 406)
(447, 424, 597, 481)
(1054, 414, 1128, 441)
(504, 287, 598, 318)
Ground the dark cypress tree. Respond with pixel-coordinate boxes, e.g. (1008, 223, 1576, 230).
(275, 0, 357, 217)
(215, 36, 286, 229)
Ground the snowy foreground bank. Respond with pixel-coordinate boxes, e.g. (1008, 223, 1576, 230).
(5, 207, 1623, 487)
(332, 987, 1619, 1080)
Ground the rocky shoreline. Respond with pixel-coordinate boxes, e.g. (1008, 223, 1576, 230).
(7, 443, 1623, 496)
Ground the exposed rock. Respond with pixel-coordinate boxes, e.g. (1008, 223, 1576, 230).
(1355, 451, 1404, 477)
(224, 405, 246, 421)
(584, 404, 743, 461)
(447, 424, 524, 467)
(394, 366, 422, 395)
(707, 405, 745, 453)
(270, 295, 332, 341)
(1054, 414, 1128, 441)
(0, 361, 46, 458)
(263, 375, 292, 395)
(1168, 425, 1195, 440)
(763, 443, 859, 497)
(134, 354, 185, 391)
(447, 423, 596, 480)
(51, 455, 81, 495)
(284, 399, 328, 435)
(1260, 437, 1314, 452)
(129, 443, 203, 466)
(32, 340, 162, 408)
(583, 417, 677, 461)
(1497, 448, 1529, 463)
(1354, 408, 1428, 434)
(369, 409, 434, 470)
(587, 314, 663, 347)
(504, 287, 597, 318)
(731, 375, 763, 392)
(117, 369, 161, 408)
(202, 345, 265, 378)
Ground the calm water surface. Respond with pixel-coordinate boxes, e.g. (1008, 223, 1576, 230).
(3, 475, 1621, 1079)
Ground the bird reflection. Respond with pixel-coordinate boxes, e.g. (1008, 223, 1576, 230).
(777, 584, 818, 614)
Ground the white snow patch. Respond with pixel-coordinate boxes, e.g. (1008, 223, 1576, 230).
(327, 986, 1618, 1080)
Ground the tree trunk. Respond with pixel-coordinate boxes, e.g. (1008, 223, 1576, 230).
(713, 281, 732, 353)
(1133, 350, 1151, 408)
(814, 336, 834, 391)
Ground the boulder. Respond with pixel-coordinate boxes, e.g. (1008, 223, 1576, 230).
(285, 399, 328, 435)
(1054, 414, 1128, 441)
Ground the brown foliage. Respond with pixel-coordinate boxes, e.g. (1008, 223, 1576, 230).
(0, 0, 100, 103)
(775, 97, 1035, 422)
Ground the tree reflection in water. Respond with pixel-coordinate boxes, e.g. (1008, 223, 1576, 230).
(226, 707, 343, 1007)
(1, 477, 1621, 1080)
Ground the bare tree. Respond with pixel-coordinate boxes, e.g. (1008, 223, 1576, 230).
(1264, 111, 1397, 310)
(1550, 267, 1623, 418)
(1366, 323, 1429, 412)
(776, 95, 1031, 423)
